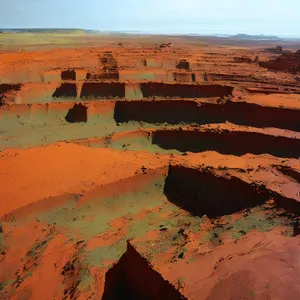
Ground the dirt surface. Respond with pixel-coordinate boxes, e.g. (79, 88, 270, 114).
(0, 33, 300, 300)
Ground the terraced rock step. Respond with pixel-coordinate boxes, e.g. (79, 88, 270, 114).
(101, 162, 300, 299)
(67, 125, 299, 158)
(140, 83, 233, 98)
(2, 34, 300, 300)
(152, 129, 300, 158)
(114, 100, 300, 131)
(0, 83, 234, 103)
(0, 142, 299, 299)
(164, 165, 300, 218)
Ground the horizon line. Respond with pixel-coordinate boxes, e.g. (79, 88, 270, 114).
(1, 28, 300, 38)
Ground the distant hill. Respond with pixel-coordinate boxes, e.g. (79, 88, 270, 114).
(231, 33, 280, 40)
(0, 28, 85, 34)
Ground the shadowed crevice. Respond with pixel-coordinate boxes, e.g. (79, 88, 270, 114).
(53, 83, 77, 98)
(0, 84, 22, 94)
(152, 130, 300, 158)
(65, 103, 87, 123)
(163, 165, 270, 218)
(102, 242, 186, 300)
(61, 70, 76, 80)
(176, 60, 190, 70)
(164, 165, 300, 218)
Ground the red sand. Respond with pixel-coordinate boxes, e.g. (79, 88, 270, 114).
(0, 143, 170, 216)
(131, 229, 300, 299)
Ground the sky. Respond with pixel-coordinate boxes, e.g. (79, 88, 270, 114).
(1, 0, 300, 37)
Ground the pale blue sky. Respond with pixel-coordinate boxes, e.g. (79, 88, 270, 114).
(1, 0, 300, 36)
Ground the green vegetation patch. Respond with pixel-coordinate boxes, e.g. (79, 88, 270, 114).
(202, 206, 293, 244)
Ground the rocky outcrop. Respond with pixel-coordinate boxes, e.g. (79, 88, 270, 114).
(260, 50, 300, 73)
(265, 46, 283, 54)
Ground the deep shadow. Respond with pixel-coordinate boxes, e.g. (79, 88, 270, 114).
(52, 83, 77, 98)
(191, 73, 196, 82)
(140, 83, 233, 98)
(65, 103, 87, 123)
(164, 165, 300, 217)
(0, 84, 22, 94)
(164, 165, 270, 218)
(86, 71, 119, 80)
(80, 82, 125, 99)
(176, 60, 190, 70)
(102, 242, 186, 300)
(61, 70, 76, 80)
(113, 100, 300, 132)
(152, 130, 300, 158)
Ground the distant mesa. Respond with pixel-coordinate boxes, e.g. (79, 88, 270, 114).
(265, 46, 283, 54)
(231, 33, 280, 40)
